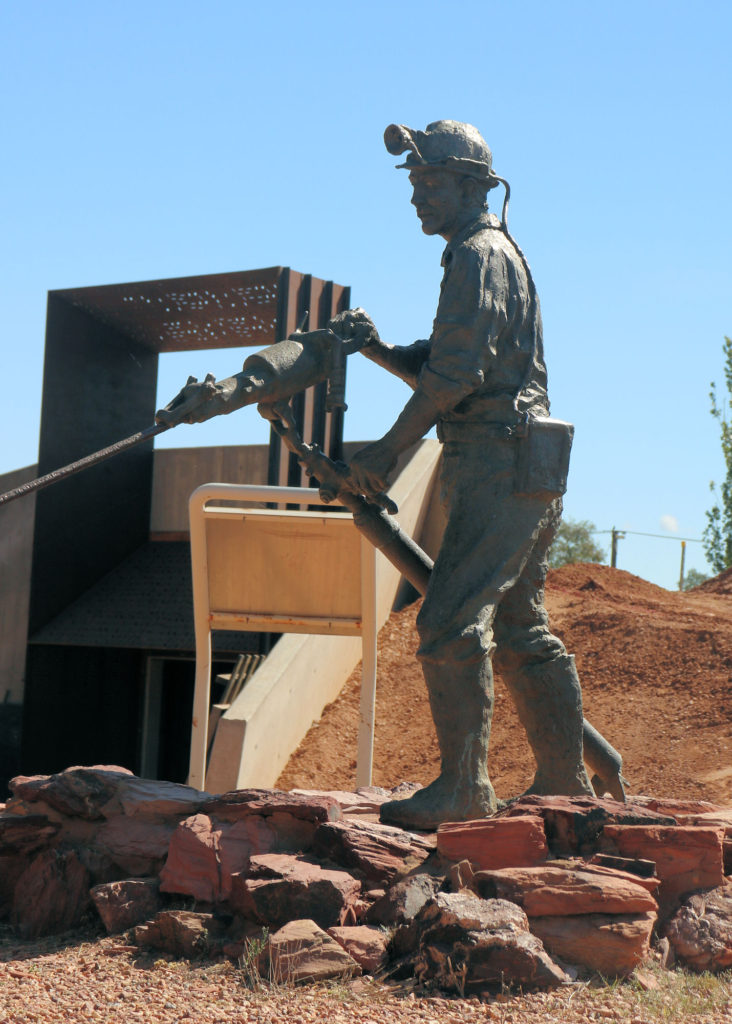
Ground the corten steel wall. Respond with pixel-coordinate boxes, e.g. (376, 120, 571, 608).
(268, 269, 351, 490)
(28, 295, 159, 634)
(21, 267, 349, 780)
(0, 464, 37, 789)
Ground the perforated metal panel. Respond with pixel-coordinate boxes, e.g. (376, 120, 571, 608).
(54, 267, 282, 352)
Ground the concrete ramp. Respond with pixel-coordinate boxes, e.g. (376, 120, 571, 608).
(204, 439, 443, 792)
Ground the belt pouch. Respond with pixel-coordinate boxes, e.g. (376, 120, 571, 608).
(515, 417, 574, 496)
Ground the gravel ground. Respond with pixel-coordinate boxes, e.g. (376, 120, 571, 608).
(1, 926, 732, 1024)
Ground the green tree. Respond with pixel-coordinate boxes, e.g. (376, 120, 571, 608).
(703, 336, 732, 574)
(548, 517, 606, 568)
(682, 567, 709, 591)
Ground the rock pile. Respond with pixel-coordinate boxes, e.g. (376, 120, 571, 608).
(3, 766, 732, 993)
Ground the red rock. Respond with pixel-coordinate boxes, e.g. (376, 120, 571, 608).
(448, 859, 476, 892)
(217, 819, 278, 900)
(414, 892, 569, 991)
(675, 809, 732, 830)
(133, 910, 227, 958)
(579, 858, 661, 895)
(0, 855, 25, 916)
(599, 825, 724, 917)
(221, 920, 268, 961)
(436, 815, 548, 870)
(630, 796, 722, 817)
(664, 883, 732, 972)
(263, 919, 361, 983)
(11, 847, 91, 938)
(1, 801, 100, 852)
(76, 845, 120, 886)
(96, 817, 176, 875)
(471, 864, 658, 916)
(673, 812, 732, 872)
(268, 812, 321, 853)
(231, 853, 361, 929)
(327, 925, 388, 973)
(201, 789, 341, 824)
(0, 813, 60, 853)
(530, 911, 656, 977)
(9, 767, 133, 820)
(100, 777, 208, 820)
(635, 968, 661, 991)
(159, 814, 219, 902)
(313, 819, 433, 886)
(290, 788, 391, 815)
(586, 852, 658, 886)
(91, 878, 162, 934)
(159, 813, 277, 903)
(366, 872, 440, 926)
(498, 796, 674, 857)
(199, 792, 341, 856)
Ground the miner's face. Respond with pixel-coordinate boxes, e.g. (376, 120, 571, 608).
(409, 168, 466, 241)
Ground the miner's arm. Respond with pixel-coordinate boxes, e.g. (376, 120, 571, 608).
(348, 248, 495, 497)
(328, 307, 430, 389)
(360, 337, 431, 389)
(347, 388, 441, 496)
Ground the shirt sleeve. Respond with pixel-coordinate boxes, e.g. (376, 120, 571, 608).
(417, 241, 510, 413)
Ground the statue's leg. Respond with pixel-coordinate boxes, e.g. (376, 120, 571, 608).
(493, 498, 594, 798)
(379, 439, 539, 829)
(379, 655, 497, 829)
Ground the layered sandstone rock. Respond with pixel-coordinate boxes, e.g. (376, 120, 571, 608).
(598, 825, 725, 916)
(91, 878, 162, 934)
(263, 919, 361, 984)
(313, 818, 432, 886)
(134, 910, 228, 959)
(413, 892, 570, 993)
(11, 847, 91, 939)
(664, 883, 732, 971)
(327, 925, 388, 973)
(471, 863, 658, 917)
(436, 815, 548, 869)
(530, 911, 656, 977)
(230, 853, 361, 929)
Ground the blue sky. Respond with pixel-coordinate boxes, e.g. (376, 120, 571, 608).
(2, 1, 730, 588)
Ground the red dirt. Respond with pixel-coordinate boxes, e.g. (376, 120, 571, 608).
(277, 564, 732, 805)
(694, 564, 732, 596)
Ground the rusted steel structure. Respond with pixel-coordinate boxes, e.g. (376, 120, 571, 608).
(21, 267, 349, 780)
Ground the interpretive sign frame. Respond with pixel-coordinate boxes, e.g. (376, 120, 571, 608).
(188, 482, 377, 790)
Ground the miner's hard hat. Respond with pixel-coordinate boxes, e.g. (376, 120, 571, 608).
(384, 120, 497, 185)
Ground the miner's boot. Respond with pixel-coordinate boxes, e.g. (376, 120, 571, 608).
(379, 658, 497, 830)
(502, 653, 594, 797)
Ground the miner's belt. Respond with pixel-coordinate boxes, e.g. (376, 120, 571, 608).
(437, 420, 519, 443)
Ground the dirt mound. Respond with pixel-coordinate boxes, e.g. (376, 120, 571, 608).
(693, 564, 732, 596)
(277, 565, 732, 806)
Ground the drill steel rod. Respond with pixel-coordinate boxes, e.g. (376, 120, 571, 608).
(271, 408, 627, 801)
(0, 423, 170, 508)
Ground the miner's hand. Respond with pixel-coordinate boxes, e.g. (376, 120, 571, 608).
(155, 374, 219, 426)
(328, 307, 380, 352)
(348, 440, 398, 499)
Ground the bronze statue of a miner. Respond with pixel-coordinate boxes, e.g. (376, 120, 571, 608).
(339, 120, 595, 828)
(158, 119, 603, 830)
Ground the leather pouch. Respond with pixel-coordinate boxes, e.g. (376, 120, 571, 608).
(515, 416, 574, 496)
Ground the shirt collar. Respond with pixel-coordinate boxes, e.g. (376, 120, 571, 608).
(441, 210, 500, 267)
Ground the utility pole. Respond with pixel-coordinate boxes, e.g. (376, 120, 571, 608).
(610, 527, 623, 568)
(678, 540, 686, 591)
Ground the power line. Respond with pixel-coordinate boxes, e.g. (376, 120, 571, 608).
(594, 529, 702, 543)
(593, 527, 703, 590)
